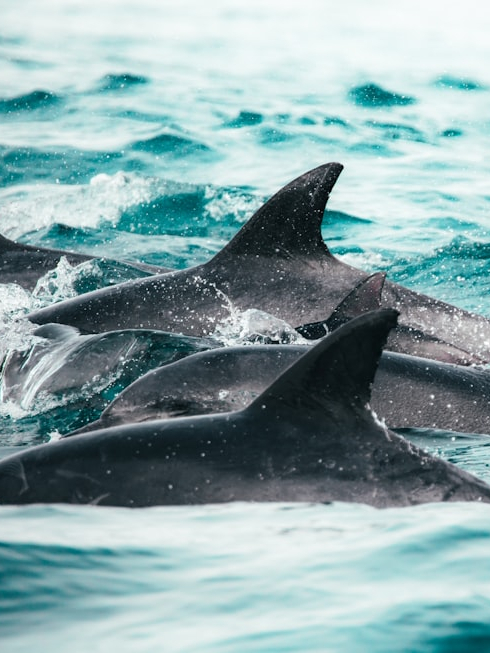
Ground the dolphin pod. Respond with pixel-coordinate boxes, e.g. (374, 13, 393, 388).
(4, 272, 480, 416)
(27, 163, 490, 365)
(1, 163, 489, 508)
(1, 310, 490, 508)
(69, 273, 490, 437)
(0, 277, 369, 410)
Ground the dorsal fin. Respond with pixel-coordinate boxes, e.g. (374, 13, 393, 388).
(246, 308, 398, 415)
(326, 272, 386, 330)
(296, 272, 387, 339)
(211, 162, 343, 261)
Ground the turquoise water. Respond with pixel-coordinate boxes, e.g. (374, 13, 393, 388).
(2, 1, 490, 650)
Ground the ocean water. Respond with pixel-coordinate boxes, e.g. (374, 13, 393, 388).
(2, 1, 490, 650)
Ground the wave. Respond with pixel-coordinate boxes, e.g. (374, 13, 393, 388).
(130, 133, 213, 156)
(439, 127, 464, 138)
(0, 145, 124, 186)
(365, 120, 427, 143)
(1, 501, 490, 652)
(97, 72, 149, 92)
(0, 130, 217, 187)
(435, 236, 490, 260)
(323, 116, 351, 127)
(224, 110, 264, 128)
(384, 236, 490, 314)
(258, 126, 327, 147)
(0, 170, 148, 235)
(118, 181, 260, 241)
(0, 170, 261, 266)
(224, 110, 353, 131)
(434, 74, 485, 91)
(0, 90, 62, 114)
(348, 83, 416, 107)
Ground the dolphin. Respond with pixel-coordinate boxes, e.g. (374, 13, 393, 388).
(299, 271, 479, 365)
(27, 162, 490, 364)
(0, 309, 489, 508)
(0, 322, 217, 411)
(0, 232, 169, 291)
(72, 339, 490, 437)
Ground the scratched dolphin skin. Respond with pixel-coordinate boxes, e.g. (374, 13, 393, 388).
(0, 310, 489, 508)
(27, 163, 490, 365)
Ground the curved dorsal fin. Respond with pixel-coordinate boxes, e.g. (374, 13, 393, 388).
(326, 272, 386, 330)
(296, 272, 387, 339)
(211, 162, 343, 261)
(246, 308, 398, 415)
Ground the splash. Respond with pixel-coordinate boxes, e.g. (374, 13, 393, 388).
(0, 259, 110, 415)
(190, 275, 310, 345)
(0, 284, 40, 364)
(0, 325, 82, 411)
(182, 276, 306, 345)
(203, 185, 262, 225)
(0, 328, 141, 416)
(31, 256, 81, 306)
(213, 306, 309, 346)
(0, 171, 168, 238)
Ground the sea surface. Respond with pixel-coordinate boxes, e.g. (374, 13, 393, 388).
(1, 1, 490, 651)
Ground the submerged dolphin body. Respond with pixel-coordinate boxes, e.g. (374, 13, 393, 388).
(1, 310, 490, 508)
(73, 341, 490, 437)
(0, 233, 169, 291)
(0, 323, 217, 409)
(28, 163, 490, 364)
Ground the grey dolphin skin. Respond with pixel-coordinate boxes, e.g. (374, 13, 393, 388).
(74, 343, 490, 437)
(8, 272, 472, 412)
(299, 272, 478, 365)
(0, 323, 217, 407)
(27, 163, 490, 365)
(0, 232, 169, 290)
(1, 310, 490, 508)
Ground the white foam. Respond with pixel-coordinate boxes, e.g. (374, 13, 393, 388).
(203, 185, 262, 224)
(0, 284, 40, 365)
(31, 256, 80, 306)
(0, 171, 188, 239)
(213, 307, 309, 346)
(337, 251, 391, 271)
